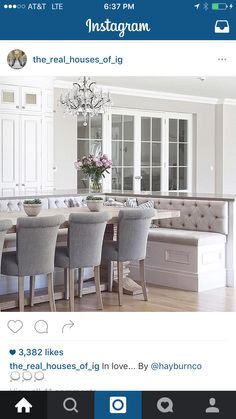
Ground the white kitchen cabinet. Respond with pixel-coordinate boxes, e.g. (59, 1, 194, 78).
(0, 84, 42, 112)
(0, 114, 20, 189)
(0, 85, 20, 111)
(42, 117, 54, 188)
(21, 115, 42, 189)
(0, 83, 54, 190)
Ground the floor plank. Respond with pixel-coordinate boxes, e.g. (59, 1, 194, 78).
(4, 285, 236, 312)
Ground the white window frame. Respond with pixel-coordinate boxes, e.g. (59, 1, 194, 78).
(103, 107, 193, 193)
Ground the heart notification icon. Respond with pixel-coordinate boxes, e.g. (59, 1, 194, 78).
(157, 397, 174, 413)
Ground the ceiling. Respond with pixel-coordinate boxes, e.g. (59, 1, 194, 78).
(57, 76, 236, 100)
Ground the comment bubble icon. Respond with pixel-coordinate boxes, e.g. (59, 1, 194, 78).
(34, 371, 44, 381)
(10, 371, 21, 381)
(34, 320, 48, 334)
(22, 371, 32, 381)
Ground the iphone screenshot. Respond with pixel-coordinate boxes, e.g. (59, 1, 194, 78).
(0, 0, 235, 417)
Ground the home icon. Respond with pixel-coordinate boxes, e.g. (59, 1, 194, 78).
(15, 398, 33, 414)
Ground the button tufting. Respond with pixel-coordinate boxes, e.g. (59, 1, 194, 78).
(195, 224, 198, 228)
(182, 223, 185, 227)
(169, 202, 172, 205)
(208, 225, 212, 229)
(215, 216, 218, 219)
(195, 202, 198, 207)
(201, 214, 204, 218)
(188, 213, 191, 217)
(170, 222, 172, 226)
(208, 204, 211, 208)
(182, 202, 185, 206)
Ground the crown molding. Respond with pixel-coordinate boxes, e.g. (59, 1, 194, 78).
(217, 98, 236, 106)
(54, 79, 219, 104)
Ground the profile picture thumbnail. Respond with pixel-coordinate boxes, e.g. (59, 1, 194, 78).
(7, 49, 27, 69)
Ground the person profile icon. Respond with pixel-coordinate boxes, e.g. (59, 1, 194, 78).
(205, 398, 220, 413)
(7, 49, 27, 70)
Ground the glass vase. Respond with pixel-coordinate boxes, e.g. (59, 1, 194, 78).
(89, 176, 103, 194)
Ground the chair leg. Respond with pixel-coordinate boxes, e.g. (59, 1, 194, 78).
(69, 269, 75, 312)
(30, 275, 35, 307)
(47, 272, 56, 312)
(108, 261, 114, 292)
(18, 276, 25, 312)
(78, 268, 84, 298)
(139, 259, 148, 301)
(94, 266, 103, 310)
(118, 261, 123, 306)
(64, 268, 69, 300)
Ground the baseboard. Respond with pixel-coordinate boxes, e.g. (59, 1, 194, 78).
(129, 264, 226, 292)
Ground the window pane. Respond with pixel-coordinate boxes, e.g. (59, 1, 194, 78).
(112, 168, 122, 191)
(90, 140, 102, 156)
(179, 120, 188, 142)
(141, 143, 150, 166)
(112, 141, 122, 166)
(123, 142, 133, 166)
(91, 114, 102, 139)
(152, 168, 161, 191)
(169, 167, 177, 190)
(2, 91, 14, 103)
(152, 118, 161, 141)
(152, 143, 161, 166)
(26, 93, 37, 105)
(179, 167, 187, 190)
(77, 140, 89, 159)
(112, 115, 122, 141)
(123, 168, 133, 190)
(77, 170, 88, 190)
(169, 143, 177, 166)
(124, 116, 134, 141)
(77, 114, 89, 138)
(179, 143, 187, 166)
(141, 117, 150, 141)
(169, 119, 177, 142)
(141, 168, 150, 191)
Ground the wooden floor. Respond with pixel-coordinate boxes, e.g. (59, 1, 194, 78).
(5, 284, 236, 312)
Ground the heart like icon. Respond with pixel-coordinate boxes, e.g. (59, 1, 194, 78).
(7, 320, 23, 333)
(9, 349, 16, 355)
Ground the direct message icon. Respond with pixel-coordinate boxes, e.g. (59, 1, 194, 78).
(157, 397, 174, 413)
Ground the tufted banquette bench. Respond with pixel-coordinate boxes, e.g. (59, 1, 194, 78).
(106, 196, 228, 292)
(0, 194, 229, 293)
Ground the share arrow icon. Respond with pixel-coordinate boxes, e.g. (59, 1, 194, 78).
(194, 3, 201, 10)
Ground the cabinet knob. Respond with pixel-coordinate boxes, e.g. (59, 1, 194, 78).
(22, 106, 25, 109)
(16, 106, 19, 108)
(15, 183, 19, 186)
(22, 183, 25, 186)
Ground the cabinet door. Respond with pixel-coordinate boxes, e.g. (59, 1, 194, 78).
(21, 115, 42, 188)
(0, 114, 20, 190)
(0, 85, 20, 110)
(21, 87, 42, 112)
(42, 117, 54, 188)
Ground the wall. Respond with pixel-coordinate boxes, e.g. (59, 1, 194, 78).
(54, 88, 77, 189)
(222, 105, 236, 194)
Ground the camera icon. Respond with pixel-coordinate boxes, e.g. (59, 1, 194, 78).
(109, 396, 127, 414)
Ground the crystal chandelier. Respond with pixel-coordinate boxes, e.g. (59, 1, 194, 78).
(59, 76, 112, 126)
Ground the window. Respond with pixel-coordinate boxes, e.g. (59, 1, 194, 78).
(110, 109, 192, 193)
(112, 115, 134, 191)
(77, 114, 103, 189)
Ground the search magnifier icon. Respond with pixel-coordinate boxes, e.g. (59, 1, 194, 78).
(63, 397, 78, 413)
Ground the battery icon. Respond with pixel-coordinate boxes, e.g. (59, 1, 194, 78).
(212, 3, 228, 9)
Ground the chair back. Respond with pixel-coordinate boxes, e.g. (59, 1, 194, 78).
(68, 211, 111, 268)
(16, 215, 65, 276)
(118, 208, 155, 261)
(0, 219, 12, 268)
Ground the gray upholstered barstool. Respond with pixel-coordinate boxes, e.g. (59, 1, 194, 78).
(1, 215, 65, 312)
(102, 208, 155, 306)
(54, 211, 111, 311)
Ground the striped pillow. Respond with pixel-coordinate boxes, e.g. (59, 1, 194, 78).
(124, 197, 138, 208)
(138, 200, 154, 209)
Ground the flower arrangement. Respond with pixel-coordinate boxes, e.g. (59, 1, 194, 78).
(74, 153, 112, 193)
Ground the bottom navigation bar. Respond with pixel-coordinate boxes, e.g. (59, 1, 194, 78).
(1, 391, 235, 418)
